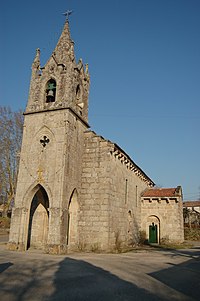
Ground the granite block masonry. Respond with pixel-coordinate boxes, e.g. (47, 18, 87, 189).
(8, 19, 184, 254)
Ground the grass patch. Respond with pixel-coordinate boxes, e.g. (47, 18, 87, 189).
(158, 242, 194, 250)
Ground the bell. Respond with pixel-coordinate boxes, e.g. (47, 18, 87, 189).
(46, 89, 55, 103)
(47, 89, 54, 97)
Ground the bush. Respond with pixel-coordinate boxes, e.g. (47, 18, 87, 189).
(0, 217, 11, 229)
(184, 227, 200, 241)
(139, 230, 147, 245)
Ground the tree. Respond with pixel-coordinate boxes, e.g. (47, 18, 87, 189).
(0, 107, 23, 214)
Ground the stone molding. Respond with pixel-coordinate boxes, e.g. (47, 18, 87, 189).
(141, 197, 179, 203)
(110, 145, 154, 187)
(24, 106, 90, 128)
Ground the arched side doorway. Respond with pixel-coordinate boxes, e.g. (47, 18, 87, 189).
(27, 186, 49, 250)
(67, 189, 79, 250)
(147, 215, 160, 244)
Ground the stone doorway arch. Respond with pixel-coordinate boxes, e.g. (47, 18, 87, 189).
(27, 185, 49, 250)
(147, 215, 160, 244)
(67, 189, 79, 250)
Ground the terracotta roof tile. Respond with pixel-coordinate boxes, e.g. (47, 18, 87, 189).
(183, 201, 200, 207)
(141, 187, 179, 198)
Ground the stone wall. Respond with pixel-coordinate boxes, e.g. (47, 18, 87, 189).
(78, 131, 153, 252)
(78, 131, 111, 251)
(9, 108, 88, 252)
(141, 197, 184, 243)
(108, 147, 151, 250)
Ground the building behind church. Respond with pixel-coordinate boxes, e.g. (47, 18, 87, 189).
(8, 19, 184, 254)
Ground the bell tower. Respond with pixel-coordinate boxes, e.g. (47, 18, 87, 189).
(26, 19, 90, 121)
(8, 17, 90, 254)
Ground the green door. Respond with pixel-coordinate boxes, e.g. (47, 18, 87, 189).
(149, 223, 158, 243)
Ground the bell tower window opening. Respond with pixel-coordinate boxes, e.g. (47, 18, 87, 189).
(46, 79, 56, 103)
(76, 84, 81, 100)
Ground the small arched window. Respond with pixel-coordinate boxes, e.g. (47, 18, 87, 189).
(46, 79, 56, 103)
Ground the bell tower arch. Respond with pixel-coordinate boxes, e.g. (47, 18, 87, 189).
(45, 79, 57, 103)
(8, 17, 90, 254)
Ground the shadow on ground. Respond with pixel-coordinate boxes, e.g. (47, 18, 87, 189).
(0, 246, 200, 301)
(0, 262, 13, 273)
(150, 244, 200, 259)
(46, 257, 168, 301)
(0, 256, 168, 301)
(149, 251, 200, 300)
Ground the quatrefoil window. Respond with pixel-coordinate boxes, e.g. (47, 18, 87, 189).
(40, 136, 50, 147)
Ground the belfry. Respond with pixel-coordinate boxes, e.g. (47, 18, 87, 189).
(8, 18, 184, 254)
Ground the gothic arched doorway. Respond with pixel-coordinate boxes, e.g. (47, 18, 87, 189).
(27, 186, 49, 250)
(67, 189, 79, 250)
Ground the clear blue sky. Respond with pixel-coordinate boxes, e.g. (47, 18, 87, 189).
(1, 0, 200, 200)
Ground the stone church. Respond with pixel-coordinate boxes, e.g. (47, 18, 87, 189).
(8, 19, 184, 254)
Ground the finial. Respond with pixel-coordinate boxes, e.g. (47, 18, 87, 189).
(32, 48, 40, 69)
(62, 10, 73, 21)
(35, 48, 40, 58)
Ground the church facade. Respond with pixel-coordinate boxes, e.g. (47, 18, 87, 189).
(8, 20, 184, 254)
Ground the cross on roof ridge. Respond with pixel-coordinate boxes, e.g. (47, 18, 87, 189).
(62, 10, 73, 21)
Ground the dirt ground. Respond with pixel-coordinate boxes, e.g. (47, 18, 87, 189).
(0, 234, 200, 301)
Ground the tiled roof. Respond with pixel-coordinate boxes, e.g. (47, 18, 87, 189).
(183, 201, 200, 207)
(141, 187, 179, 198)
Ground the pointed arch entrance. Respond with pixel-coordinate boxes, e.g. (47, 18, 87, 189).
(27, 185, 49, 250)
(67, 189, 79, 250)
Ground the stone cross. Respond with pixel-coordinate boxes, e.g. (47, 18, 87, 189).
(37, 167, 43, 182)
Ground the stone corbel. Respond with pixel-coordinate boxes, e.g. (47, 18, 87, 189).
(113, 150, 119, 157)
